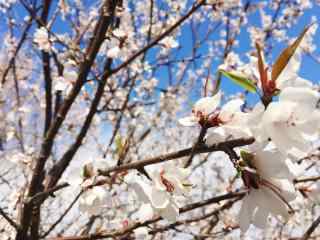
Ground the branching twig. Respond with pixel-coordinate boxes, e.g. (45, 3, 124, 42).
(99, 137, 254, 176)
(0, 207, 19, 230)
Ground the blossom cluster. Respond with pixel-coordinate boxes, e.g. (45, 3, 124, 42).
(178, 33, 320, 232)
(74, 35, 320, 235)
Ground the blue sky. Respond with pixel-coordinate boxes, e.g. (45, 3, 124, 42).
(0, 0, 319, 104)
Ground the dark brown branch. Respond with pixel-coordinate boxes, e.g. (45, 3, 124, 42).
(16, 1, 120, 239)
(1, 12, 33, 84)
(301, 215, 320, 240)
(99, 137, 255, 176)
(294, 176, 320, 184)
(27, 182, 69, 205)
(184, 126, 207, 167)
(44, 58, 113, 191)
(33, 1, 54, 237)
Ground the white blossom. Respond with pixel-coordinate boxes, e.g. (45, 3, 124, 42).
(179, 91, 222, 127)
(79, 186, 109, 215)
(33, 27, 51, 52)
(133, 227, 149, 239)
(125, 163, 191, 222)
(238, 147, 297, 232)
(160, 36, 179, 49)
(107, 46, 121, 58)
(261, 87, 320, 157)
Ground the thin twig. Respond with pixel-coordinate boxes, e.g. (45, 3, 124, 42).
(301, 215, 320, 240)
(0, 207, 19, 230)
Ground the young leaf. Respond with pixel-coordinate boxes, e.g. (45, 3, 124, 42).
(255, 43, 268, 89)
(240, 150, 255, 168)
(271, 25, 311, 82)
(219, 70, 257, 93)
(115, 134, 124, 156)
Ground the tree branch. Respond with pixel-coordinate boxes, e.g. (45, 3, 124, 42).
(16, 1, 120, 239)
(99, 137, 255, 176)
(0, 207, 19, 230)
(301, 215, 320, 240)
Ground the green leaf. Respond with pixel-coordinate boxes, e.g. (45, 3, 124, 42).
(271, 25, 311, 82)
(219, 70, 257, 93)
(240, 150, 253, 161)
(115, 134, 124, 156)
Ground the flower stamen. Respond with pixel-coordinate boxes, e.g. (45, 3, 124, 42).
(160, 171, 175, 193)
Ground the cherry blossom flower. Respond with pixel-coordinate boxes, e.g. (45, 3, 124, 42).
(133, 227, 149, 239)
(159, 36, 179, 49)
(54, 76, 69, 92)
(179, 91, 222, 127)
(66, 157, 110, 187)
(125, 163, 191, 222)
(79, 186, 110, 215)
(205, 98, 252, 142)
(113, 28, 126, 38)
(127, 172, 179, 221)
(261, 87, 320, 157)
(238, 147, 297, 232)
(180, 92, 249, 140)
(33, 27, 51, 52)
(150, 162, 191, 196)
(107, 46, 121, 58)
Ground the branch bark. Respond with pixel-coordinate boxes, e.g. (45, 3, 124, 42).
(301, 215, 320, 240)
(99, 137, 255, 176)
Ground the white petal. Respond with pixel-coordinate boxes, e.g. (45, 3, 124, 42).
(158, 201, 179, 222)
(279, 87, 319, 107)
(178, 116, 198, 127)
(220, 125, 252, 139)
(252, 207, 269, 229)
(194, 91, 221, 115)
(254, 148, 293, 180)
(151, 188, 170, 209)
(219, 99, 244, 122)
(131, 179, 152, 204)
(150, 171, 167, 192)
(263, 101, 294, 123)
(136, 203, 154, 221)
(291, 77, 313, 88)
(107, 46, 121, 58)
(113, 29, 126, 38)
(93, 186, 109, 201)
(205, 128, 227, 144)
(67, 167, 83, 186)
(238, 193, 256, 232)
(134, 227, 149, 239)
(260, 187, 290, 220)
(270, 179, 296, 202)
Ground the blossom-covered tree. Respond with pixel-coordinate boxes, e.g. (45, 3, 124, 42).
(0, 0, 320, 240)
